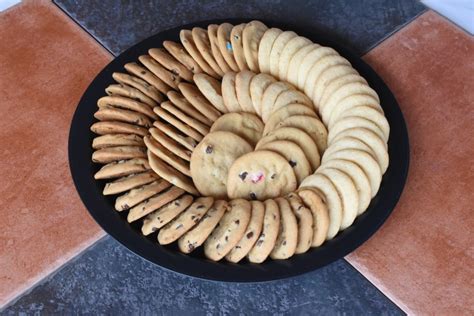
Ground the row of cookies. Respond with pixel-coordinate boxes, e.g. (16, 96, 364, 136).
(140, 185, 329, 263)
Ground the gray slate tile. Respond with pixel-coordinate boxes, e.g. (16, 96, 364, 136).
(54, 0, 425, 56)
(3, 236, 404, 315)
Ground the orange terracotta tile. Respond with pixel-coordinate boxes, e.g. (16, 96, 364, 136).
(0, 1, 111, 307)
(347, 11, 474, 314)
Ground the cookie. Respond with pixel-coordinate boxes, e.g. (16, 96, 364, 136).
(144, 135, 191, 176)
(105, 83, 158, 108)
(320, 82, 380, 121)
(92, 134, 144, 149)
(312, 64, 357, 106)
(149, 127, 192, 162)
(286, 193, 313, 253)
(248, 199, 280, 263)
(142, 194, 194, 235)
(276, 115, 328, 155)
(94, 158, 150, 180)
(269, 31, 297, 78)
(192, 27, 224, 76)
(319, 74, 368, 115)
(326, 94, 381, 127)
(167, 90, 213, 126)
(90, 121, 148, 137)
(227, 150, 297, 200)
(148, 150, 198, 195)
(97, 95, 157, 120)
(92, 146, 147, 164)
(329, 116, 387, 144)
(297, 46, 338, 90)
(221, 72, 241, 112)
(128, 186, 185, 223)
(299, 173, 342, 240)
(204, 199, 251, 261)
(163, 40, 203, 74)
(148, 48, 194, 82)
(296, 188, 330, 247)
(334, 105, 389, 142)
(216, 23, 240, 72)
(320, 159, 371, 215)
(256, 127, 320, 171)
(190, 131, 252, 198)
(263, 103, 317, 136)
(112, 72, 164, 103)
(278, 36, 311, 82)
(286, 43, 319, 86)
(153, 121, 198, 151)
(114, 179, 171, 212)
(105, 84, 158, 108)
(178, 82, 221, 122)
(225, 200, 265, 263)
(124, 62, 172, 94)
(178, 200, 228, 253)
(322, 136, 374, 164)
(207, 24, 232, 73)
(180, 29, 219, 79)
(270, 197, 298, 260)
(230, 23, 248, 71)
(153, 106, 203, 142)
(303, 55, 351, 105)
(139, 54, 183, 90)
(103, 171, 158, 196)
(272, 89, 313, 113)
(257, 140, 311, 184)
(331, 127, 388, 173)
(210, 112, 263, 147)
(260, 81, 294, 122)
(94, 106, 152, 127)
(193, 73, 227, 113)
(161, 101, 210, 136)
(235, 70, 257, 113)
(257, 28, 282, 75)
(242, 20, 268, 72)
(249, 73, 276, 115)
(318, 168, 358, 230)
(321, 148, 381, 198)
(158, 197, 214, 245)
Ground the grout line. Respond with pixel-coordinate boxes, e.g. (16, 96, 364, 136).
(361, 7, 428, 56)
(52, 1, 116, 56)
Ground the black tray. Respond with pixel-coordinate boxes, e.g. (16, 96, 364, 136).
(69, 19, 409, 282)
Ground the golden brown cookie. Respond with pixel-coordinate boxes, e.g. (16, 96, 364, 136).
(158, 197, 214, 245)
(94, 158, 150, 180)
(235, 70, 257, 113)
(210, 112, 263, 147)
(248, 199, 280, 263)
(124, 62, 172, 94)
(230, 23, 248, 71)
(94, 106, 152, 127)
(112, 72, 165, 103)
(217, 23, 239, 72)
(270, 197, 298, 259)
(148, 48, 194, 82)
(249, 73, 276, 115)
(193, 73, 227, 113)
(144, 135, 190, 176)
(161, 101, 210, 136)
(208, 24, 232, 73)
(242, 20, 268, 72)
(286, 192, 313, 253)
(90, 121, 148, 137)
(204, 199, 251, 261)
(92, 134, 144, 149)
(153, 121, 198, 152)
(297, 188, 330, 247)
(167, 90, 213, 126)
(103, 171, 158, 196)
(221, 71, 241, 112)
(163, 40, 203, 73)
(105, 83, 158, 108)
(138, 55, 182, 90)
(97, 95, 157, 120)
(153, 106, 203, 142)
(114, 179, 171, 212)
(192, 27, 224, 76)
(149, 127, 192, 162)
(178, 82, 221, 122)
(180, 29, 219, 79)
(92, 146, 147, 164)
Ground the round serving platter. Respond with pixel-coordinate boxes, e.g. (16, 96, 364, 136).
(68, 18, 409, 282)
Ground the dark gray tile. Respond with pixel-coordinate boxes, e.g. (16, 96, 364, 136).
(54, 0, 425, 56)
(2, 237, 404, 315)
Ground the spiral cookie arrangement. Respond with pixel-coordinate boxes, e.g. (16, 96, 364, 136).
(90, 21, 389, 263)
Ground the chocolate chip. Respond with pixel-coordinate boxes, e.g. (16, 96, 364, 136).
(159, 220, 164, 223)
(176, 223, 184, 229)
(134, 97, 141, 102)
(234, 220, 240, 225)
(225, 236, 228, 241)
(174, 201, 180, 206)
(188, 244, 195, 252)
(297, 205, 304, 210)
(216, 243, 221, 249)
(233, 35, 239, 40)
(151, 227, 158, 232)
(282, 240, 287, 246)
(249, 192, 257, 200)
(273, 214, 277, 220)
(235, 245, 241, 249)
(171, 69, 179, 76)
(194, 218, 200, 223)
(246, 232, 254, 239)
(142, 206, 146, 211)
(140, 71, 146, 75)
(289, 160, 297, 167)
(256, 239, 264, 247)
(191, 215, 196, 220)
(239, 171, 248, 181)
(270, 173, 276, 179)
(196, 205, 204, 209)
(205, 145, 213, 154)
(122, 204, 129, 210)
